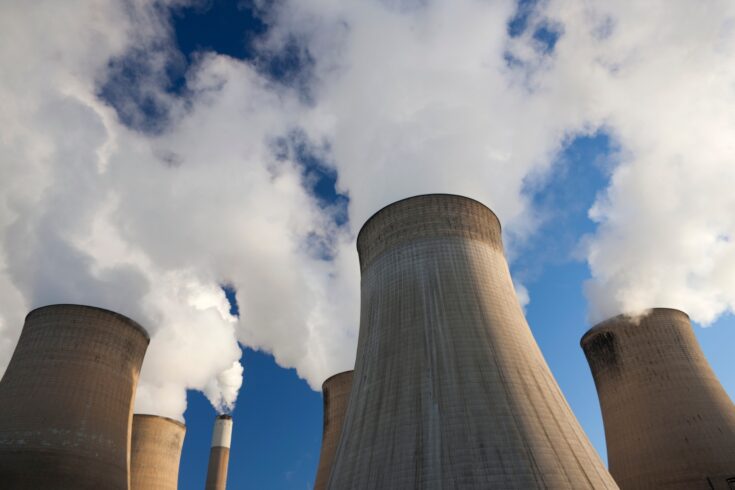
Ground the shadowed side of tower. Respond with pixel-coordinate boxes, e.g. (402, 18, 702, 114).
(0, 304, 150, 489)
(131, 414, 186, 490)
(328, 194, 617, 489)
(581, 308, 735, 489)
(205, 414, 233, 490)
(314, 371, 354, 490)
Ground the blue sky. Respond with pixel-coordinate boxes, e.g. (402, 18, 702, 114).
(2, 0, 735, 489)
(136, 2, 735, 488)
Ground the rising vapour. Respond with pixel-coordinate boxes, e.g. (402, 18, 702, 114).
(535, 0, 735, 324)
(205, 361, 245, 414)
(1, 0, 733, 420)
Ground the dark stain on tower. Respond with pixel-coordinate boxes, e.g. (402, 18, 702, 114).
(582, 308, 735, 489)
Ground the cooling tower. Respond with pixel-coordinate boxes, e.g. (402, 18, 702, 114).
(0, 304, 149, 489)
(581, 308, 735, 489)
(327, 194, 617, 489)
(205, 414, 233, 490)
(131, 414, 186, 490)
(314, 370, 354, 490)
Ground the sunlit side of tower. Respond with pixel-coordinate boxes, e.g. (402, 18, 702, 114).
(581, 308, 735, 489)
(328, 194, 617, 489)
(0, 304, 149, 489)
(131, 414, 186, 490)
(205, 414, 233, 490)
(314, 371, 353, 490)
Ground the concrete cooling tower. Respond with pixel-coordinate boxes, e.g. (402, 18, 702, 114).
(581, 308, 735, 489)
(205, 414, 233, 490)
(131, 414, 186, 490)
(314, 371, 354, 490)
(0, 304, 149, 489)
(327, 194, 617, 489)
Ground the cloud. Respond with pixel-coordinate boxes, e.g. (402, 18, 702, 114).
(0, 1, 253, 419)
(532, 0, 735, 324)
(205, 360, 244, 414)
(265, 0, 593, 233)
(0, 0, 359, 419)
(2, 0, 733, 421)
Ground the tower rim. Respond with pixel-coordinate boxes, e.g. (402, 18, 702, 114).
(25, 303, 150, 341)
(321, 370, 354, 391)
(580, 307, 690, 347)
(356, 193, 501, 248)
(356, 194, 503, 271)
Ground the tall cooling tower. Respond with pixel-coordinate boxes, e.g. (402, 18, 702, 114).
(205, 414, 233, 490)
(0, 304, 149, 489)
(581, 308, 735, 489)
(328, 194, 617, 489)
(314, 371, 354, 490)
(131, 414, 186, 490)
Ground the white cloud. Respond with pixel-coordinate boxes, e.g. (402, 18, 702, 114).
(267, 0, 594, 233)
(0, 0, 360, 419)
(534, 0, 735, 324)
(2, 0, 733, 422)
(205, 360, 245, 414)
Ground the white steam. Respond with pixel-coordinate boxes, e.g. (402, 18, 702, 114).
(265, 0, 591, 232)
(1, 0, 733, 421)
(533, 0, 735, 324)
(205, 361, 245, 414)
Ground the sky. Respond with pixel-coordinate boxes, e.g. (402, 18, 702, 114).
(1, 0, 735, 488)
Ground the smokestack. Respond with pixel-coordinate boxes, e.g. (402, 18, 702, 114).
(131, 414, 186, 490)
(314, 371, 353, 490)
(328, 194, 617, 489)
(205, 414, 233, 490)
(0, 304, 149, 489)
(581, 308, 735, 489)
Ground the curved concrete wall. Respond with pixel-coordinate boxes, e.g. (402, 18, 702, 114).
(314, 371, 353, 490)
(205, 414, 232, 490)
(582, 308, 735, 489)
(0, 304, 149, 489)
(131, 414, 186, 490)
(328, 194, 617, 489)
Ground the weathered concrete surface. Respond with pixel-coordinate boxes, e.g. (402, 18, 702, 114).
(205, 414, 232, 490)
(582, 308, 735, 489)
(314, 371, 353, 490)
(131, 414, 186, 490)
(0, 304, 149, 489)
(328, 194, 617, 490)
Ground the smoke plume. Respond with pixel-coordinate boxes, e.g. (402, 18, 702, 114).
(534, 0, 735, 324)
(1, 0, 733, 420)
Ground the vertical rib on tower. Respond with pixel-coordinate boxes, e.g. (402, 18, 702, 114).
(0, 304, 149, 489)
(581, 308, 735, 489)
(328, 194, 617, 489)
(205, 414, 233, 490)
(131, 414, 186, 490)
(314, 371, 354, 490)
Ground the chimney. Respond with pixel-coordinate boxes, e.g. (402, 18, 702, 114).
(581, 308, 735, 489)
(0, 304, 149, 489)
(314, 370, 353, 490)
(131, 414, 186, 490)
(327, 194, 617, 489)
(205, 414, 233, 490)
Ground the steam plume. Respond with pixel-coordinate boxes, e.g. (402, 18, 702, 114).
(1, 0, 733, 421)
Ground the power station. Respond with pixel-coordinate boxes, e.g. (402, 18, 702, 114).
(327, 194, 617, 489)
(205, 414, 233, 490)
(0, 197, 733, 490)
(131, 414, 187, 490)
(581, 308, 735, 489)
(0, 304, 149, 489)
(314, 370, 354, 490)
